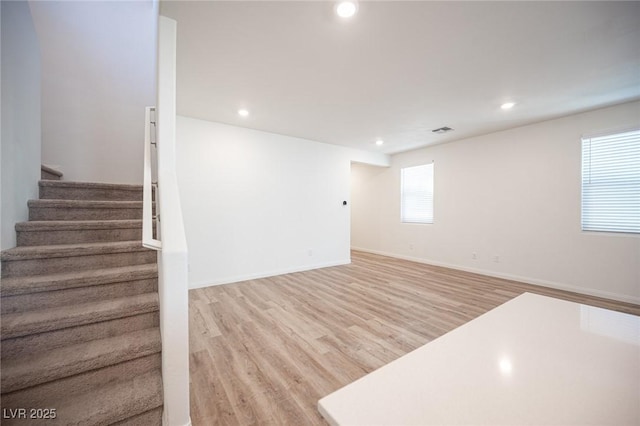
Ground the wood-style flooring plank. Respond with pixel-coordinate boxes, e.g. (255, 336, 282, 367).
(189, 250, 640, 425)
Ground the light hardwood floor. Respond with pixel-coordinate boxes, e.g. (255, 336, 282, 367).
(189, 250, 640, 425)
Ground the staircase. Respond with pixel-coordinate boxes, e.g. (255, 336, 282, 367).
(1, 170, 163, 425)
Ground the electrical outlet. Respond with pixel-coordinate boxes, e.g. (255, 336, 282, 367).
(493, 255, 500, 263)
(409, 244, 414, 251)
(472, 252, 477, 260)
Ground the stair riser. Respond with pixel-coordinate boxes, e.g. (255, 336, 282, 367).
(29, 206, 143, 221)
(113, 407, 163, 426)
(17, 227, 142, 246)
(1, 330, 161, 393)
(1, 297, 159, 340)
(1, 265, 158, 297)
(1, 355, 161, 413)
(2, 312, 159, 358)
(1, 250, 156, 278)
(40, 186, 143, 201)
(2, 279, 157, 314)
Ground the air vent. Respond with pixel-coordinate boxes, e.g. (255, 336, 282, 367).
(432, 126, 454, 134)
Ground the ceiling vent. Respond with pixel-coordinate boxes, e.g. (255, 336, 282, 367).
(432, 126, 454, 134)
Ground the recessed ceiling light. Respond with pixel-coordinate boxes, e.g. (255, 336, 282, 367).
(375, 140, 384, 146)
(336, 1, 358, 18)
(501, 102, 516, 110)
(499, 357, 513, 375)
(238, 109, 249, 117)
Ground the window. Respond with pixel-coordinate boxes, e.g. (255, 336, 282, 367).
(401, 163, 434, 224)
(581, 129, 640, 234)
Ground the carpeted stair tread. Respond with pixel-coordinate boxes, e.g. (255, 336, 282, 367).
(16, 219, 143, 231)
(1, 264, 157, 296)
(28, 199, 146, 221)
(1, 313, 159, 359)
(2, 242, 156, 279)
(1, 328, 161, 393)
(27, 198, 142, 221)
(39, 180, 143, 202)
(39, 180, 142, 191)
(1, 293, 159, 340)
(54, 370, 162, 425)
(1, 354, 161, 411)
(1, 240, 151, 261)
(16, 220, 146, 246)
(28, 199, 143, 209)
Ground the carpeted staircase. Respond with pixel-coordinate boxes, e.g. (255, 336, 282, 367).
(1, 169, 163, 425)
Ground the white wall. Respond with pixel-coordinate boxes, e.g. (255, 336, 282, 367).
(176, 116, 389, 288)
(352, 101, 640, 304)
(29, 1, 157, 184)
(1, 1, 41, 250)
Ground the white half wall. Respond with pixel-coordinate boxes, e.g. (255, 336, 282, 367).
(1, 1, 41, 250)
(156, 16, 191, 426)
(176, 116, 389, 288)
(29, 1, 157, 184)
(351, 101, 640, 304)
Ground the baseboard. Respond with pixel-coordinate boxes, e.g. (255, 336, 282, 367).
(189, 259, 351, 289)
(351, 246, 640, 305)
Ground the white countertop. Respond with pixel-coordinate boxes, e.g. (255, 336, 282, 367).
(318, 293, 640, 425)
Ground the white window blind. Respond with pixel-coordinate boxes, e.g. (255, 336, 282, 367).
(401, 163, 434, 224)
(581, 129, 640, 234)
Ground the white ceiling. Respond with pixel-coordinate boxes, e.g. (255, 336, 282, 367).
(160, 1, 640, 154)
